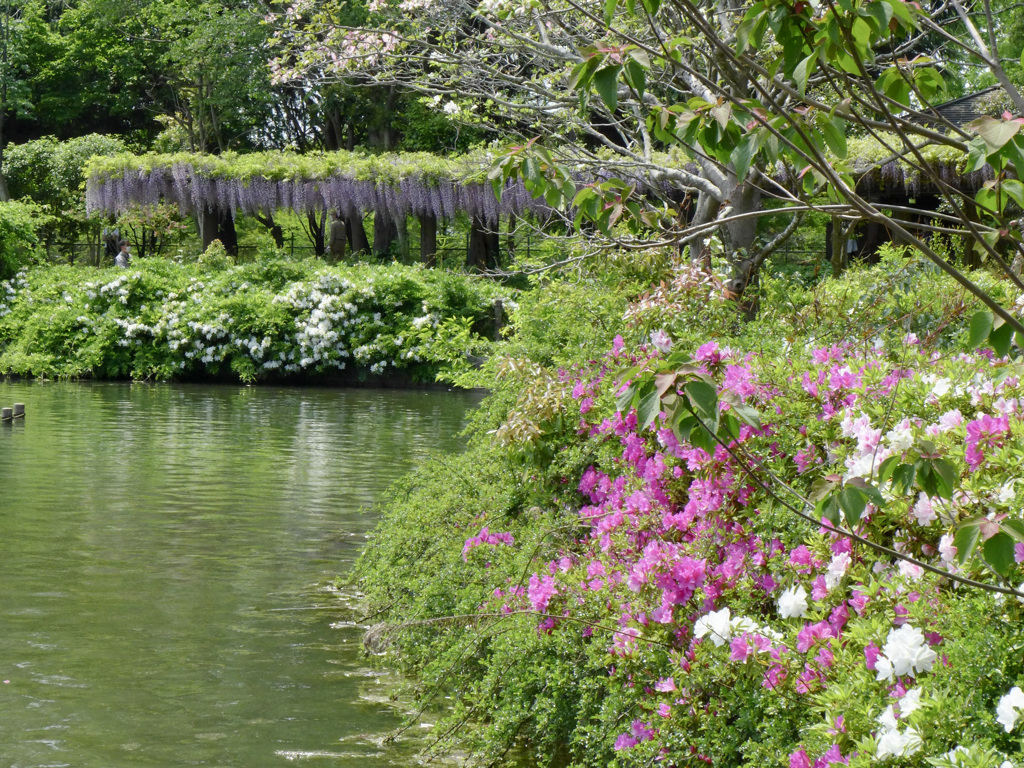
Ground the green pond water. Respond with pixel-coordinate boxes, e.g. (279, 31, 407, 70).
(0, 381, 479, 767)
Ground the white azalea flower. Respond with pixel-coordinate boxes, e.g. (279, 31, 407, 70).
(997, 686, 1024, 732)
(881, 625, 937, 678)
(693, 607, 732, 647)
(777, 585, 808, 619)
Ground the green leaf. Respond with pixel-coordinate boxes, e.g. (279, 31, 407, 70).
(637, 388, 662, 430)
(615, 382, 638, 414)
(730, 131, 760, 181)
(624, 60, 646, 99)
(976, 186, 1002, 217)
(888, 0, 916, 26)
(604, 0, 619, 24)
(878, 455, 899, 484)
(990, 319, 1014, 358)
(930, 458, 957, 500)
(966, 136, 990, 173)
(839, 486, 867, 526)
(914, 67, 945, 103)
(593, 66, 621, 112)
(1002, 519, 1024, 542)
(891, 463, 916, 494)
(1003, 179, 1024, 210)
(969, 310, 994, 350)
(818, 114, 847, 158)
(953, 524, 981, 565)
(809, 476, 839, 503)
(793, 53, 815, 96)
(684, 379, 718, 421)
(735, 2, 766, 53)
(851, 17, 872, 53)
(689, 422, 717, 453)
(916, 462, 940, 499)
(818, 495, 841, 526)
(850, 478, 885, 508)
(673, 413, 697, 443)
(865, 1, 893, 32)
(970, 115, 1022, 152)
(983, 532, 1016, 576)
(729, 401, 761, 429)
(1000, 136, 1024, 176)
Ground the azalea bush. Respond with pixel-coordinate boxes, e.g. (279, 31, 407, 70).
(357, 258, 1024, 767)
(0, 257, 507, 381)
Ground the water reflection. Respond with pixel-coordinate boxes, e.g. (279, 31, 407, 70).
(0, 381, 477, 767)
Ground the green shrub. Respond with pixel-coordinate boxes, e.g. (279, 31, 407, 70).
(0, 259, 508, 382)
(0, 201, 46, 280)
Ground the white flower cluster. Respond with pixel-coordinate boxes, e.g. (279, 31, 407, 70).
(0, 272, 29, 319)
(997, 686, 1024, 733)
(777, 585, 808, 618)
(875, 688, 923, 759)
(0, 265, 498, 380)
(693, 606, 781, 646)
(874, 625, 937, 681)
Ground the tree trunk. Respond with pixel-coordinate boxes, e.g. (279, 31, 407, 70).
(486, 224, 501, 269)
(830, 216, 847, 278)
(347, 215, 370, 255)
(396, 214, 409, 262)
(254, 214, 284, 249)
(307, 210, 326, 256)
(197, 207, 217, 251)
(720, 179, 764, 318)
(506, 214, 517, 262)
(420, 214, 437, 267)
(329, 215, 347, 261)
(0, 109, 9, 202)
(372, 210, 397, 258)
(467, 218, 486, 270)
(217, 210, 238, 256)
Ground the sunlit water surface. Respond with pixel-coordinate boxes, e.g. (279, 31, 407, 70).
(0, 381, 479, 767)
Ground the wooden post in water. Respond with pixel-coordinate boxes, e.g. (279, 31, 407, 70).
(13, 403, 24, 418)
(1, 407, 12, 421)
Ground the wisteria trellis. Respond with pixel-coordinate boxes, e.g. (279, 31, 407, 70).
(85, 151, 556, 224)
(85, 150, 983, 225)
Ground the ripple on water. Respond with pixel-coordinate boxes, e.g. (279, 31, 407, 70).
(0, 381, 478, 767)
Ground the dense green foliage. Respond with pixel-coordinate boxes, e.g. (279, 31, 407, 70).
(0, 256, 507, 381)
(0, 200, 45, 279)
(4, 133, 127, 240)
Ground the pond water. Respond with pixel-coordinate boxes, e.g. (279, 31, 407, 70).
(0, 381, 479, 767)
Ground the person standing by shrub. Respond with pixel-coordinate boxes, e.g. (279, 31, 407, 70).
(114, 240, 131, 268)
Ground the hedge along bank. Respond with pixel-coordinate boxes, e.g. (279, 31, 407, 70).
(0, 259, 508, 382)
(357, 295, 1024, 768)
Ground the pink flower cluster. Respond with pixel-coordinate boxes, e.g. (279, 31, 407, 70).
(472, 338, 1024, 759)
(964, 413, 1010, 469)
(462, 526, 515, 560)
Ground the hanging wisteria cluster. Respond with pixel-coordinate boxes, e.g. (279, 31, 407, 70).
(85, 151, 557, 224)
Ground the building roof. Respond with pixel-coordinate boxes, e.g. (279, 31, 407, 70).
(918, 85, 1009, 129)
